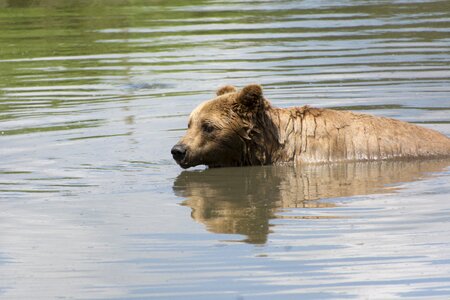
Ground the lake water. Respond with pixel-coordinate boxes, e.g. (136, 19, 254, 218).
(1, 0, 450, 299)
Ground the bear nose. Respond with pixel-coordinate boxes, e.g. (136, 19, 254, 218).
(171, 144, 187, 161)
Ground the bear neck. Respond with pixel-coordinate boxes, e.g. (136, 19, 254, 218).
(245, 105, 320, 165)
(243, 105, 316, 165)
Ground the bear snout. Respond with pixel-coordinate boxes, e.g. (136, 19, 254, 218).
(171, 144, 187, 162)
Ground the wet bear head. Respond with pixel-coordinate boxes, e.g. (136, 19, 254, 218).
(171, 84, 270, 168)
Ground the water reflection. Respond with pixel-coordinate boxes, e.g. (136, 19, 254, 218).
(173, 159, 450, 244)
(1, 0, 450, 298)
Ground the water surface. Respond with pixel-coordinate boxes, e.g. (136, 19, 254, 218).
(1, 0, 450, 299)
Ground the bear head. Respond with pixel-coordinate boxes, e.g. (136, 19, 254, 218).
(171, 84, 271, 168)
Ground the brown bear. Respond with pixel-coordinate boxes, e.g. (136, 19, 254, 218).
(171, 84, 450, 168)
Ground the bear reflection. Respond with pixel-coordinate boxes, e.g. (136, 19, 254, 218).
(173, 159, 450, 244)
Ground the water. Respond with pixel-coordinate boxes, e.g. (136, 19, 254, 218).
(1, 0, 450, 299)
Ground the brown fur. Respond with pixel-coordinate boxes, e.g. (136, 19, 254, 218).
(172, 84, 450, 168)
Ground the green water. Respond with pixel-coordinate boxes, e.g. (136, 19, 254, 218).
(1, 0, 450, 299)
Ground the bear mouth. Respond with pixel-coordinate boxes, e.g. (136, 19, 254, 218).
(176, 159, 229, 169)
(174, 152, 221, 169)
(175, 157, 195, 169)
(179, 161, 191, 169)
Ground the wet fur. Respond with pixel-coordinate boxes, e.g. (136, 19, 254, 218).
(173, 84, 450, 168)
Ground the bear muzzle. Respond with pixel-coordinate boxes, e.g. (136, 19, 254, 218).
(172, 143, 193, 168)
(171, 143, 187, 160)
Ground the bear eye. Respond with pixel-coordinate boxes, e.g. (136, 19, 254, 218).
(201, 122, 215, 134)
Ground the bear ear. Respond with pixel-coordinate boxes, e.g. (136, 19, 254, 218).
(216, 85, 237, 96)
(236, 84, 264, 111)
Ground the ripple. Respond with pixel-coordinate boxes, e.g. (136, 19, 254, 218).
(1, 0, 450, 299)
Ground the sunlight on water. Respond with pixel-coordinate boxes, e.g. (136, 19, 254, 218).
(1, 0, 450, 299)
